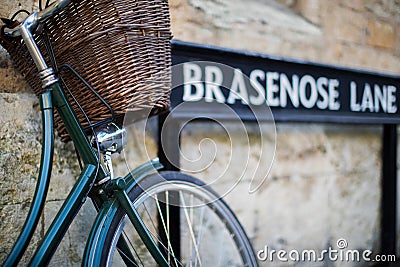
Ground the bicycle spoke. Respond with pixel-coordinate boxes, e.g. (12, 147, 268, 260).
(190, 194, 195, 267)
(120, 225, 144, 266)
(117, 230, 143, 266)
(141, 202, 160, 241)
(155, 193, 180, 267)
(137, 195, 184, 267)
(115, 248, 138, 267)
(166, 191, 171, 264)
(192, 204, 206, 266)
(216, 224, 226, 267)
(179, 191, 203, 267)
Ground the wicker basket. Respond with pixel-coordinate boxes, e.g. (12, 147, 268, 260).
(0, 0, 172, 141)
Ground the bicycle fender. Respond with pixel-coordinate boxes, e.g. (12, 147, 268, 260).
(82, 199, 116, 266)
(82, 158, 163, 266)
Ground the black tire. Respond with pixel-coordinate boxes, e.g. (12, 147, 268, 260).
(101, 171, 258, 267)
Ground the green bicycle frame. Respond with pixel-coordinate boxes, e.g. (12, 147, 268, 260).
(4, 4, 170, 266)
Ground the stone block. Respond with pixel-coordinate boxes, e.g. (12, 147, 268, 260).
(394, 21, 400, 57)
(366, 20, 394, 49)
(365, 0, 399, 19)
(0, 50, 31, 94)
(328, 172, 380, 249)
(323, 4, 367, 44)
(253, 172, 331, 256)
(45, 201, 97, 266)
(294, 0, 321, 25)
(180, 121, 276, 195)
(339, 0, 365, 12)
(170, 0, 321, 58)
(327, 43, 400, 74)
(0, 93, 40, 205)
(0, 202, 46, 265)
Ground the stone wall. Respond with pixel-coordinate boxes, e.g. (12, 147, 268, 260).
(0, 0, 399, 266)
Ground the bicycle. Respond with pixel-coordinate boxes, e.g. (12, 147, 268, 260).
(0, 0, 259, 266)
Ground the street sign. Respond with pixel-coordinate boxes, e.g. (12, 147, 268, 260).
(171, 40, 400, 124)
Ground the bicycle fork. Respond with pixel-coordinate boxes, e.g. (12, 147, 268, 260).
(106, 178, 170, 267)
(82, 158, 171, 267)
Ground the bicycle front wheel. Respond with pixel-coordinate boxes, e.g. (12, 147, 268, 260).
(101, 171, 258, 267)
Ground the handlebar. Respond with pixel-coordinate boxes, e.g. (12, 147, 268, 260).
(3, 0, 70, 37)
(36, 0, 71, 29)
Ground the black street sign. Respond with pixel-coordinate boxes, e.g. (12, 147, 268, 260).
(171, 40, 400, 124)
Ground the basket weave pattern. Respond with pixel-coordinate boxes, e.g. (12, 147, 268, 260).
(1, 0, 172, 141)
